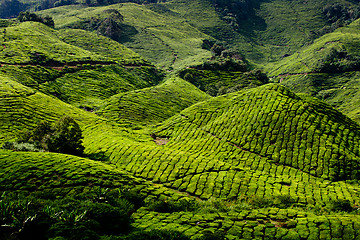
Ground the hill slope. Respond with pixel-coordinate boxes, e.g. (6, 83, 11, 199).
(98, 77, 210, 127)
(39, 0, 360, 67)
(3, 77, 360, 239)
(266, 19, 360, 123)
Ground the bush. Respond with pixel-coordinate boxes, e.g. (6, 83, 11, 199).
(330, 199, 354, 212)
(195, 230, 225, 240)
(1, 141, 43, 152)
(46, 116, 84, 155)
(147, 198, 197, 213)
(314, 48, 360, 73)
(125, 229, 191, 240)
(85, 202, 132, 235)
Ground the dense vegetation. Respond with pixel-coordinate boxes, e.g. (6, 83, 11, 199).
(2, 0, 360, 239)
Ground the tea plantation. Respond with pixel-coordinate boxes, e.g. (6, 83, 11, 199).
(2, 0, 360, 239)
(2, 69, 360, 238)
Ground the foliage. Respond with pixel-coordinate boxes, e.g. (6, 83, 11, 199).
(195, 57, 248, 72)
(71, 9, 124, 41)
(329, 199, 354, 212)
(322, 3, 360, 29)
(0, 191, 135, 240)
(180, 68, 267, 96)
(98, 77, 210, 127)
(125, 229, 191, 240)
(18, 11, 54, 28)
(10, 116, 85, 155)
(1, 141, 44, 152)
(0, 0, 26, 18)
(195, 230, 225, 240)
(46, 116, 84, 155)
(314, 48, 360, 73)
(147, 198, 197, 213)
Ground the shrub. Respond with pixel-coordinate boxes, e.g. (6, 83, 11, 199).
(85, 202, 132, 235)
(125, 229, 191, 240)
(12, 116, 85, 156)
(330, 199, 354, 212)
(1, 141, 43, 152)
(147, 198, 197, 213)
(195, 230, 225, 240)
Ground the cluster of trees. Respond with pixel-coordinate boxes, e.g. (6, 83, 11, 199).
(2, 116, 84, 156)
(323, 3, 360, 24)
(71, 9, 124, 40)
(17, 11, 54, 28)
(209, 0, 253, 29)
(0, 0, 26, 18)
(315, 3, 360, 36)
(314, 48, 360, 73)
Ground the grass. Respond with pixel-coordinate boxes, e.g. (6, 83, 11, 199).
(179, 68, 267, 96)
(3, 1, 360, 238)
(40, 2, 213, 70)
(263, 20, 360, 124)
(0, 21, 165, 109)
(0, 20, 145, 65)
(278, 72, 360, 123)
(0, 64, 164, 109)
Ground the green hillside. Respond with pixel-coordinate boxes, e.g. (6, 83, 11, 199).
(266, 19, 360, 76)
(0, 21, 165, 109)
(39, 0, 360, 68)
(265, 19, 360, 124)
(98, 77, 210, 127)
(3, 74, 360, 238)
(40, 2, 213, 70)
(3, 0, 360, 239)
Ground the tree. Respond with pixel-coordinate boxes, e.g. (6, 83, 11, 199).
(46, 116, 85, 155)
(0, 0, 25, 19)
(17, 11, 54, 28)
(96, 9, 124, 40)
(7, 116, 85, 156)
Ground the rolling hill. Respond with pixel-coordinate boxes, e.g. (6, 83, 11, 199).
(266, 19, 360, 124)
(2, 69, 360, 238)
(2, 0, 360, 239)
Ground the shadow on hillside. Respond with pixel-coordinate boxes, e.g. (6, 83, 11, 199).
(116, 23, 139, 43)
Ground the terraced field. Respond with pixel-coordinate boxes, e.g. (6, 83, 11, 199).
(98, 77, 210, 127)
(3, 1, 360, 239)
(3, 74, 360, 238)
(265, 19, 360, 125)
